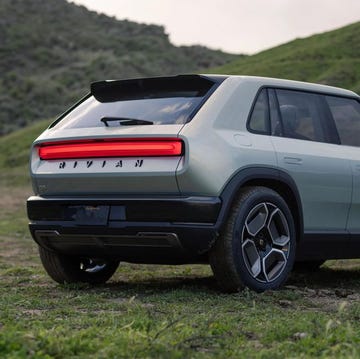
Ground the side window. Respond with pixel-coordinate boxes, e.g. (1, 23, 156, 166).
(275, 89, 325, 142)
(268, 89, 282, 136)
(326, 96, 360, 147)
(248, 89, 270, 134)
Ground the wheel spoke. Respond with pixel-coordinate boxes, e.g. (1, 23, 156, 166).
(262, 248, 287, 282)
(241, 201, 292, 284)
(245, 203, 269, 236)
(211, 188, 295, 291)
(267, 208, 290, 247)
(242, 239, 262, 278)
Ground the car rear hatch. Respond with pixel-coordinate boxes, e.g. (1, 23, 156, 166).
(30, 75, 222, 196)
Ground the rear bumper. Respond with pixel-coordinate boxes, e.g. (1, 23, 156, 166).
(27, 195, 221, 264)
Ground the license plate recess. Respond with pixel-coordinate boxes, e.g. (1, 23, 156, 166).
(66, 205, 110, 225)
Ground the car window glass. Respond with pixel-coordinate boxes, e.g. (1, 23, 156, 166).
(326, 96, 360, 147)
(268, 89, 282, 136)
(248, 89, 269, 134)
(52, 95, 203, 129)
(52, 76, 218, 129)
(275, 89, 325, 142)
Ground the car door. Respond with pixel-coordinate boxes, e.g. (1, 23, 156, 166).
(325, 95, 360, 235)
(268, 88, 352, 233)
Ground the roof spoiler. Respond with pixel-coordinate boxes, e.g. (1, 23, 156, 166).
(90, 74, 220, 103)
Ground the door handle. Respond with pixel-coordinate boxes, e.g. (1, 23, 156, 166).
(283, 157, 303, 165)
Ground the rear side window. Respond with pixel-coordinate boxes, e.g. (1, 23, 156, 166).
(326, 96, 360, 147)
(276, 89, 326, 142)
(248, 89, 269, 134)
(52, 76, 218, 129)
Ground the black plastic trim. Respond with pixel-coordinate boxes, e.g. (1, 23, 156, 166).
(29, 222, 218, 264)
(27, 195, 221, 224)
(216, 166, 304, 240)
(27, 195, 222, 263)
(296, 232, 360, 260)
(91, 75, 213, 102)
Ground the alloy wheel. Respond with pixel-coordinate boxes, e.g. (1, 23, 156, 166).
(241, 202, 291, 283)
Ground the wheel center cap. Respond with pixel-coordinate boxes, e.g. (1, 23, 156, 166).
(255, 230, 269, 250)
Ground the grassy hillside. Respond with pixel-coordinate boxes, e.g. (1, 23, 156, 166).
(1, 18, 360, 358)
(0, 120, 50, 187)
(2, 1, 358, 137)
(0, 0, 237, 135)
(1, 22, 360, 179)
(0, 120, 49, 168)
(211, 22, 360, 93)
(0, 121, 49, 238)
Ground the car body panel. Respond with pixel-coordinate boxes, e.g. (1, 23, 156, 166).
(342, 146, 360, 233)
(270, 137, 352, 231)
(27, 74, 360, 265)
(31, 125, 184, 196)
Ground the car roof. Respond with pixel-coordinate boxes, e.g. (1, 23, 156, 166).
(202, 74, 359, 98)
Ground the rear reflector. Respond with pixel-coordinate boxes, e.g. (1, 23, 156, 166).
(38, 139, 183, 160)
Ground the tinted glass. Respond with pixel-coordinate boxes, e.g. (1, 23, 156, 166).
(248, 89, 269, 134)
(276, 89, 325, 142)
(268, 89, 282, 136)
(52, 95, 204, 129)
(52, 76, 217, 129)
(326, 96, 360, 147)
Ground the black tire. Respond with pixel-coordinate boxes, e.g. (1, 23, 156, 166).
(293, 260, 325, 272)
(39, 246, 120, 285)
(210, 186, 296, 293)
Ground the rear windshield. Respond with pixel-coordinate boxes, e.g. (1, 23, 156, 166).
(52, 76, 218, 129)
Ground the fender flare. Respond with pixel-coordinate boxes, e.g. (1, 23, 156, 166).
(215, 166, 304, 241)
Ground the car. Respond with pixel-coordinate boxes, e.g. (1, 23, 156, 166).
(27, 74, 360, 292)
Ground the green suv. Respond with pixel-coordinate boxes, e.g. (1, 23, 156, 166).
(27, 75, 360, 292)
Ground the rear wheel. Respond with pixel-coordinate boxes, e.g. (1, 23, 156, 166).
(210, 187, 296, 292)
(39, 246, 120, 284)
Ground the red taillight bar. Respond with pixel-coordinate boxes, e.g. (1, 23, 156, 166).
(38, 139, 183, 160)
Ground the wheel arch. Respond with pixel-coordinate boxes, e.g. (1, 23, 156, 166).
(216, 167, 303, 243)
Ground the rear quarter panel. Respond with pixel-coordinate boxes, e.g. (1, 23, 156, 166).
(177, 77, 277, 196)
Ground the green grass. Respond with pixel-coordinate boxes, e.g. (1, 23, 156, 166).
(0, 119, 50, 187)
(211, 22, 360, 93)
(1, 230, 360, 358)
(0, 121, 50, 237)
(1, 123, 360, 358)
